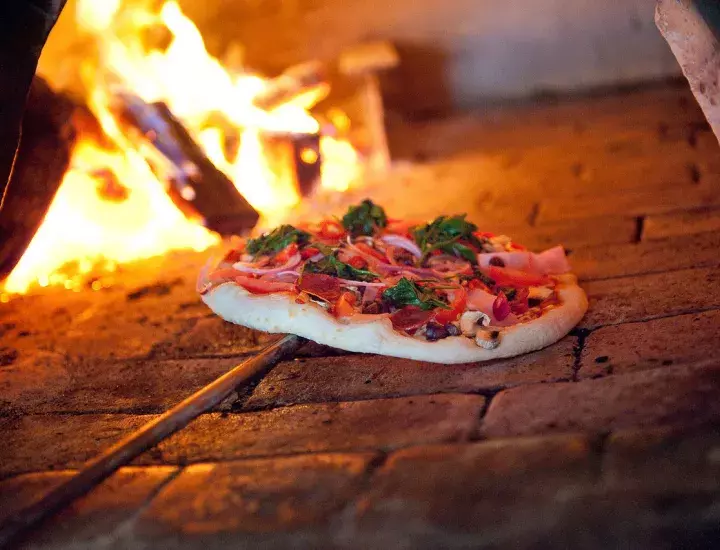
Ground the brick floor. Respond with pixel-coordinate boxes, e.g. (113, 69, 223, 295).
(2, 84, 720, 548)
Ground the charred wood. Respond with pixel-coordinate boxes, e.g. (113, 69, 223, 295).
(111, 92, 259, 234)
(0, 76, 76, 282)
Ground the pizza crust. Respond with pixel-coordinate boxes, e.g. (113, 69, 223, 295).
(201, 275, 588, 364)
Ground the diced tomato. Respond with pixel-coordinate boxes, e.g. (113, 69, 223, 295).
(488, 265, 549, 287)
(274, 243, 298, 263)
(298, 273, 342, 302)
(347, 256, 367, 269)
(333, 291, 357, 318)
(300, 246, 320, 260)
(390, 306, 434, 333)
(318, 219, 345, 240)
(233, 274, 296, 294)
(509, 242, 527, 251)
(354, 242, 387, 262)
(474, 231, 495, 239)
(433, 287, 467, 325)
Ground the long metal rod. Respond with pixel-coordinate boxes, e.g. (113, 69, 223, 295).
(0, 334, 303, 548)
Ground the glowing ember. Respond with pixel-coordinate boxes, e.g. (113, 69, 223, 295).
(2, 0, 363, 295)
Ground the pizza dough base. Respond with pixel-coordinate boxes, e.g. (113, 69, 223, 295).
(202, 275, 588, 364)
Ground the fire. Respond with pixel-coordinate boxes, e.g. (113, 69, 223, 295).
(2, 0, 362, 295)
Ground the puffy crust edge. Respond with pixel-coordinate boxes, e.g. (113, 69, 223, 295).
(201, 275, 588, 364)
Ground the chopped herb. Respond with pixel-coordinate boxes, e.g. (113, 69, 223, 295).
(382, 277, 450, 311)
(341, 199, 387, 237)
(246, 225, 310, 256)
(304, 255, 379, 282)
(456, 269, 496, 288)
(412, 214, 483, 263)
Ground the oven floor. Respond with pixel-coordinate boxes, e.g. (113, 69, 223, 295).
(2, 82, 720, 548)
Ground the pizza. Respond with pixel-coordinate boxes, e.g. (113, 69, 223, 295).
(199, 200, 587, 364)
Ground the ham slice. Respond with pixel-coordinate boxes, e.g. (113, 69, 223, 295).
(478, 246, 570, 275)
(467, 287, 519, 326)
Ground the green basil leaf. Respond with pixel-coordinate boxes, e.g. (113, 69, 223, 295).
(341, 199, 388, 237)
(246, 225, 311, 256)
(382, 277, 449, 311)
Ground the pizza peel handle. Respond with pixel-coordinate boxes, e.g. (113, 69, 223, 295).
(0, 334, 304, 549)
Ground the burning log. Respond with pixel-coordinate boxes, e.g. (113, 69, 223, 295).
(112, 92, 259, 235)
(0, 76, 77, 282)
(252, 61, 329, 111)
(339, 41, 399, 172)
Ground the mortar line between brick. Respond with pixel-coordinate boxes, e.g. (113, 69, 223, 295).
(571, 328, 592, 382)
(581, 304, 720, 331)
(580, 263, 720, 284)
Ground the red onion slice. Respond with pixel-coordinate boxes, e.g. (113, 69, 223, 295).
(233, 252, 301, 275)
(380, 235, 422, 258)
(335, 278, 386, 287)
(261, 270, 301, 283)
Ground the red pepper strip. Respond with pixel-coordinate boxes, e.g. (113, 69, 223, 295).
(300, 246, 320, 260)
(274, 242, 298, 264)
(234, 274, 296, 294)
(390, 306, 434, 334)
(298, 273, 342, 302)
(354, 242, 387, 262)
(488, 265, 549, 287)
(347, 255, 367, 269)
(433, 287, 467, 325)
(318, 219, 346, 240)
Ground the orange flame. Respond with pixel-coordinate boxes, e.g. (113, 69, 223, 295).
(2, 0, 362, 296)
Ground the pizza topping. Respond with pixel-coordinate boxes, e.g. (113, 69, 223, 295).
(206, 199, 574, 346)
(413, 214, 483, 263)
(459, 310, 491, 335)
(298, 273, 342, 302)
(475, 328, 501, 350)
(233, 275, 297, 294)
(233, 252, 302, 275)
(304, 254, 379, 282)
(342, 199, 388, 237)
(390, 306, 434, 333)
(246, 225, 311, 257)
(382, 277, 448, 311)
(492, 291, 512, 321)
(380, 234, 422, 259)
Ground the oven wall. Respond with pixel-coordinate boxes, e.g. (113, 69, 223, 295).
(180, 0, 680, 115)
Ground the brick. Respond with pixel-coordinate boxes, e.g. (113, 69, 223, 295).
(488, 217, 637, 251)
(18, 466, 177, 548)
(151, 316, 279, 359)
(603, 424, 720, 492)
(245, 337, 575, 410)
(0, 470, 74, 525)
(645, 206, 720, 239)
(1, 357, 242, 415)
(572, 230, 720, 281)
(538, 185, 720, 224)
(0, 348, 70, 415)
(0, 414, 152, 477)
(145, 395, 485, 464)
(481, 362, 720, 438)
(138, 453, 372, 538)
(580, 267, 720, 329)
(357, 435, 594, 538)
(580, 310, 720, 378)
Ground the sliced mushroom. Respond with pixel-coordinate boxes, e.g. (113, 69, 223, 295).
(475, 328, 501, 350)
(459, 311, 490, 335)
